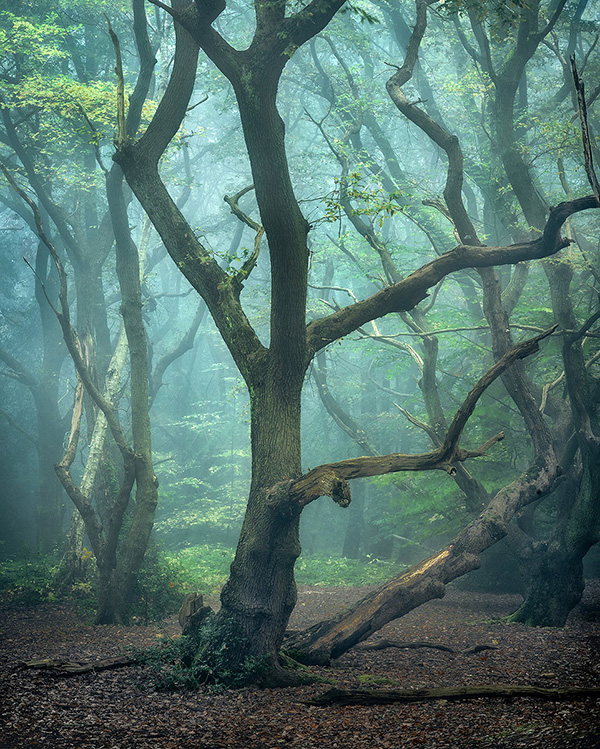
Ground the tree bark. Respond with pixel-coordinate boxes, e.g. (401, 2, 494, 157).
(184, 374, 306, 681)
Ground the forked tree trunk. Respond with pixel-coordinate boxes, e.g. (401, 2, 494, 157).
(114, 0, 600, 684)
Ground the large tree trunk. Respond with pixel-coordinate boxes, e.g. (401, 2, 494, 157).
(33, 388, 67, 552)
(185, 375, 306, 682)
(508, 541, 586, 627)
(32, 240, 68, 552)
(509, 455, 600, 626)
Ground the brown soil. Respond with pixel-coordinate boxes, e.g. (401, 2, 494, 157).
(1, 581, 599, 748)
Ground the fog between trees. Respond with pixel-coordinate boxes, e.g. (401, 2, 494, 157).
(0, 0, 599, 683)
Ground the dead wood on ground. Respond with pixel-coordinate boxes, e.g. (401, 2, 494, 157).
(304, 684, 600, 707)
(21, 656, 133, 675)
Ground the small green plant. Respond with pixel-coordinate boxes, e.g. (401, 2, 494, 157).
(133, 617, 268, 691)
(0, 555, 59, 604)
(185, 615, 269, 688)
(132, 636, 202, 691)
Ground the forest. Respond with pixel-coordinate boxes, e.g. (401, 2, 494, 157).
(0, 0, 599, 746)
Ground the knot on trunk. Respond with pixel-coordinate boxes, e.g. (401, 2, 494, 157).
(289, 466, 352, 509)
(330, 476, 351, 507)
(265, 469, 352, 511)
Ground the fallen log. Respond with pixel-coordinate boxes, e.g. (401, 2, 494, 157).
(21, 655, 133, 675)
(303, 684, 600, 707)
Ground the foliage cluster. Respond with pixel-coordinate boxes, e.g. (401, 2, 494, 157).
(132, 620, 268, 691)
(0, 555, 59, 605)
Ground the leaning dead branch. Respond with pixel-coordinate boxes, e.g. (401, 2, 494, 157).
(284, 327, 558, 663)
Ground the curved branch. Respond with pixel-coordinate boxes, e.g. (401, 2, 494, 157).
(223, 185, 263, 288)
(150, 301, 206, 404)
(394, 403, 440, 447)
(0, 345, 37, 390)
(283, 0, 347, 51)
(132, 1, 201, 165)
(306, 196, 597, 358)
(283, 326, 555, 509)
(571, 56, 600, 201)
(312, 359, 379, 457)
(0, 405, 38, 445)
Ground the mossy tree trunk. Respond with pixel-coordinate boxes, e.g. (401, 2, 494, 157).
(508, 263, 600, 626)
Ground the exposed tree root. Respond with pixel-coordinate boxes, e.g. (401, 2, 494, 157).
(355, 640, 497, 655)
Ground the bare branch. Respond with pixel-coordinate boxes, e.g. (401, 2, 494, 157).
(150, 302, 206, 404)
(59, 376, 85, 472)
(105, 16, 127, 148)
(0, 405, 37, 445)
(0, 162, 133, 461)
(394, 403, 440, 447)
(147, 0, 180, 20)
(76, 105, 108, 174)
(571, 56, 600, 201)
(223, 185, 264, 288)
(312, 359, 379, 457)
(0, 344, 37, 390)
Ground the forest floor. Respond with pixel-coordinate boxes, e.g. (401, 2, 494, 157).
(1, 581, 599, 749)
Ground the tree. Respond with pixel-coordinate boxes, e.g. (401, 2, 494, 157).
(0, 1, 163, 622)
(115, 0, 598, 682)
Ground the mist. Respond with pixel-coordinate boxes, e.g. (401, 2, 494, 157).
(1, 0, 599, 744)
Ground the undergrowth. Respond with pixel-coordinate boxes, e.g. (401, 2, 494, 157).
(132, 618, 269, 691)
(0, 545, 403, 618)
(164, 544, 402, 591)
(0, 555, 60, 605)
